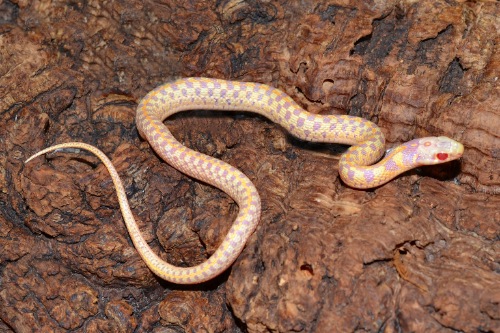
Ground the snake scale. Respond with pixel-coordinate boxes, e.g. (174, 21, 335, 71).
(25, 77, 464, 284)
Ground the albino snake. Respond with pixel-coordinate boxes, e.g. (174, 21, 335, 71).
(25, 77, 464, 284)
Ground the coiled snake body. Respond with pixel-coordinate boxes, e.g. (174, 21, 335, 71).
(25, 78, 464, 284)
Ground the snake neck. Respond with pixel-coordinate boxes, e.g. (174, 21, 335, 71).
(339, 143, 419, 188)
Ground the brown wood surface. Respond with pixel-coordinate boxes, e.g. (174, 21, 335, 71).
(0, 1, 499, 332)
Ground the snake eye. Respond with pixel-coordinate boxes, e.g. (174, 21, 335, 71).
(437, 153, 449, 161)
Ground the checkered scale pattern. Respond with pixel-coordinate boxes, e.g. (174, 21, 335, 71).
(26, 77, 463, 284)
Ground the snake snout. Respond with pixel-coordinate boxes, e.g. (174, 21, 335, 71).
(435, 137, 464, 162)
(453, 141, 464, 158)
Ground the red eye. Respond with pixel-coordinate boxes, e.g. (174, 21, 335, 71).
(437, 153, 448, 161)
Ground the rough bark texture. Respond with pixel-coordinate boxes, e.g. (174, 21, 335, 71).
(1, 0, 499, 332)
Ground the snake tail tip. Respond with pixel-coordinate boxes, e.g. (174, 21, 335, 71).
(24, 154, 38, 164)
(25, 150, 50, 164)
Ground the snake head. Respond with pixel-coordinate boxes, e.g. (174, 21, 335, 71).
(414, 136, 464, 165)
